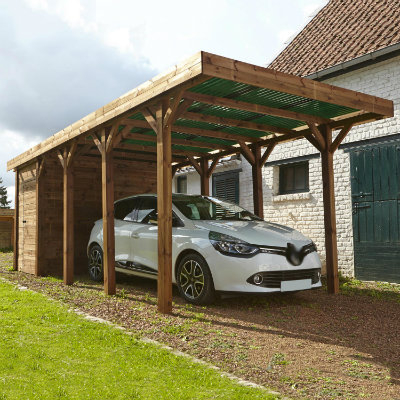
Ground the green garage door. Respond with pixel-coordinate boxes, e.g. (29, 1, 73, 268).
(350, 143, 400, 283)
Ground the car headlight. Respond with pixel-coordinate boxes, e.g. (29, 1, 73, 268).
(209, 231, 259, 257)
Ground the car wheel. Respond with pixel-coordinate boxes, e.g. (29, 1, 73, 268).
(88, 245, 103, 282)
(176, 253, 216, 305)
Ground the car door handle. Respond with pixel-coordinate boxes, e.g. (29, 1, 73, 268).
(130, 232, 139, 239)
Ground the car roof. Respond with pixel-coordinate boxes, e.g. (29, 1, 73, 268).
(115, 193, 205, 203)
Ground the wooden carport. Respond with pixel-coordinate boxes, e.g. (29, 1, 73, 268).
(7, 52, 393, 314)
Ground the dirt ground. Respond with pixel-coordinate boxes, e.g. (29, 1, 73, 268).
(1, 252, 399, 400)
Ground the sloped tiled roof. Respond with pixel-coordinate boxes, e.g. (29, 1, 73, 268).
(269, 0, 400, 77)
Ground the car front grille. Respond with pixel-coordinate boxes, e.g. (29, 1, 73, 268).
(247, 268, 321, 288)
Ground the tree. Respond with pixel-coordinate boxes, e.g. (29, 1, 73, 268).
(0, 178, 11, 209)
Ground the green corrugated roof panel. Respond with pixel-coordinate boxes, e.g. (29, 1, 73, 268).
(189, 77, 359, 119)
(186, 103, 303, 130)
(175, 118, 267, 139)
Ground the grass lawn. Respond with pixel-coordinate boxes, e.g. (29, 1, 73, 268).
(0, 280, 277, 400)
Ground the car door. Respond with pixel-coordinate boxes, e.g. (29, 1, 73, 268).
(114, 197, 141, 264)
(131, 197, 158, 272)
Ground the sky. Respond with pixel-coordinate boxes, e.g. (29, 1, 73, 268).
(0, 0, 328, 207)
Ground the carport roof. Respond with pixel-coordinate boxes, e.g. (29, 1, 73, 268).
(7, 51, 394, 171)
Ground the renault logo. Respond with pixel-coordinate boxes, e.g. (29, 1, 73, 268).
(286, 243, 304, 266)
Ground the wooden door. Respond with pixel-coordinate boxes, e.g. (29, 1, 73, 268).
(350, 143, 400, 283)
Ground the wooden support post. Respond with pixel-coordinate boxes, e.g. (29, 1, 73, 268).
(13, 170, 19, 271)
(35, 158, 45, 276)
(200, 158, 209, 196)
(320, 125, 339, 294)
(252, 145, 264, 219)
(101, 130, 116, 296)
(156, 99, 173, 314)
(62, 149, 74, 285)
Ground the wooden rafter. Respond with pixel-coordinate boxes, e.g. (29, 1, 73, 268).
(142, 108, 157, 131)
(121, 118, 256, 144)
(117, 141, 208, 158)
(125, 131, 233, 151)
(184, 91, 331, 125)
(181, 111, 293, 136)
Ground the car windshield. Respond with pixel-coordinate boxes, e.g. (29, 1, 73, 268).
(173, 195, 262, 221)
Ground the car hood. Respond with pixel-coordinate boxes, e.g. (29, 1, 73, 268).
(193, 220, 311, 248)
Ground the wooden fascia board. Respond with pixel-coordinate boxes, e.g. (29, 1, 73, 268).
(7, 52, 204, 171)
(201, 51, 394, 118)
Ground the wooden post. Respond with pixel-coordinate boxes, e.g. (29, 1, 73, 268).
(156, 99, 173, 314)
(13, 170, 19, 271)
(58, 144, 76, 285)
(252, 145, 263, 219)
(200, 158, 210, 196)
(35, 159, 44, 276)
(320, 125, 339, 294)
(101, 130, 116, 296)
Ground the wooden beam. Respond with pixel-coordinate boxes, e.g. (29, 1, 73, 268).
(252, 145, 263, 219)
(156, 99, 173, 314)
(330, 124, 353, 153)
(238, 141, 255, 165)
(163, 89, 185, 128)
(304, 133, 322, 152)
(126, 131, 232, 150)
(13, 170, 19, 271)
(175, 99, 194, 120)
(320, 125, 339, 294)
(142, 108, 157, 131)
(207, 156, 221, 178)
(117, 141, 208, 158)
(182, 111, 293, 136)
(122, 118, 260, 143)
(307, 122, 326, 151)
(200, 158, 209, 196)
(187, 156, 202, 175)
(201, 52, 394, 118)
(184, 91, 331, 125)
(100, 129, 116, 295)
(260, 142, 276, 166)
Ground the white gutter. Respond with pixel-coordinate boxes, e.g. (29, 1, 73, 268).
(306, 42, 400, 80)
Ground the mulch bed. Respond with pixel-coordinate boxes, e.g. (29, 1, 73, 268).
(1, 252, 399, 399)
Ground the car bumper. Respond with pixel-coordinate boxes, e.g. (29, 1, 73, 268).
(208, 249, 322, 293)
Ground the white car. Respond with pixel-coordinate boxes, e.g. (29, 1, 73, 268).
(88, 194, 322, 304)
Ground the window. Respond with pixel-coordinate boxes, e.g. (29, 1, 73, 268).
(137, 197, 157, 224)
(114, 198, 141, 221)
(176, 176, 187, 194)
(212, 170, 239, 204)
(279, 162, 309, 194)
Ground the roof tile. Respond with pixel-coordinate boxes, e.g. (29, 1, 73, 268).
(270, 0, 400, 76)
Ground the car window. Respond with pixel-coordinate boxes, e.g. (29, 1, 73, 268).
(114, 198, 140, 221)
(137, 197, 157, 224)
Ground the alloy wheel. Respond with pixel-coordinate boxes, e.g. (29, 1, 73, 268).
(89, 249, 102, 280)
(179, 259, 205, 300)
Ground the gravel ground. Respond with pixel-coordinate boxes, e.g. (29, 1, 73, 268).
(1, 252, 399, 400)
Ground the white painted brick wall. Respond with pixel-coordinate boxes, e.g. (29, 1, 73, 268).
(173, 55, 400, 277)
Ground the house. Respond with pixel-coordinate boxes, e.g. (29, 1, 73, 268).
(174, 0, 400, 283)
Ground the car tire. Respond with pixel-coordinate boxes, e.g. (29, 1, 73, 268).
(176, 253, 216, 305)
(88, 244, 104, 282)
